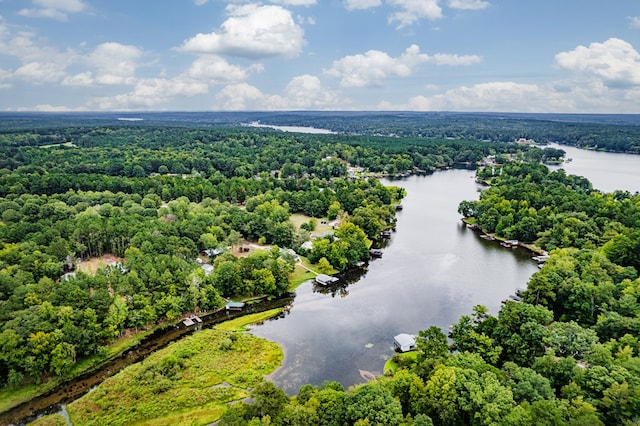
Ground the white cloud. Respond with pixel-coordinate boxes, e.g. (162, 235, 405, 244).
(216, 83, 266, 110)
(90, 42, 143, 85)
(376, 79, 640, 113)
(325, 44, 481, 87)
(429, 53, 482, 65)
(387, 0, 443, 28)
(0, 68, 12, 89)
(282, 74, 340, 108)
(18, 0, 86, 21)
(194, 0, 209, 5)
(344, 0, 382, 10)
(271, 0, 317, 5)
(14, 61, 66, 82)
(186, 55, 256, 83)
(180, 4, 305, 59)
(629, 16, 640, 29)
(214, 75, 342, 110)
(555, 38, 640, 87)
(64, 42, 144, 86)
(0, 26, 76, 85)
(82, 54, 258, 110)
(447, 0, 489, 10)
(86, 77, 210, 111)
(326, 45, 427, 87)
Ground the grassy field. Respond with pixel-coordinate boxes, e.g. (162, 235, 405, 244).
(28, 414, 68, 426)
(214, 308, 283, 332)
(383, 351, 418, 375)
(59, 312, 283, 426)
(289, 213, 334, 235)
(76, 253, 123, 274)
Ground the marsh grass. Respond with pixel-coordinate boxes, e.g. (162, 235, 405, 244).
(66, 326, 283, 426)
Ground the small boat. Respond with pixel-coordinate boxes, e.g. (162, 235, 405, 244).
(501, 240, 519, 248)
(369, 249, 383, 257)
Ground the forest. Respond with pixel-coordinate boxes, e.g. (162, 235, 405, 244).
(0, 118, 525, 407)
(1, 114, 639, 425)
(216, 163, 640, 426)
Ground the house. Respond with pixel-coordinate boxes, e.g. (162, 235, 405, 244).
(393, 334, 417, 352)
(225, 301, 245, 311)
(315, 274, 338, 286)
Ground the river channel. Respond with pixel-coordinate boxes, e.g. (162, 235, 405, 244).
(9, 143, 640, 423)
(250, 144, 640, 395)
(251, 170, 540, 394)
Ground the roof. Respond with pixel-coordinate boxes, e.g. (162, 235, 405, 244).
(393, 334, 416, 347)
(315, 274, 338, 285)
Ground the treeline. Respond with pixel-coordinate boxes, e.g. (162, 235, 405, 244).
(214, 111, 640, 154)
(0, 124, 525, 186)
(223, 162, 640, 425)
(4, 122, 518, 391)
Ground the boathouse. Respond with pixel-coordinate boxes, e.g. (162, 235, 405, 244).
(225, 301, 245, 311)
(315, 274, 338, 286)
(393, 334, 417, 352)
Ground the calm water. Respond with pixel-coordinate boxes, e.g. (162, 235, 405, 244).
(251, 170, 539, 394)
(245, 122, 336, 134)
(548, 143, 640, 193)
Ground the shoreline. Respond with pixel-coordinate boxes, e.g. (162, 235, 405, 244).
(461, 217, 548, 256)
(1, 294, 294, 426)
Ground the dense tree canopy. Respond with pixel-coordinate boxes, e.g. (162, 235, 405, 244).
(2, 115, 640, 424)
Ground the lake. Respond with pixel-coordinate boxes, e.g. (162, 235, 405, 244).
(251, 143, 640, 395)
(245, 121, 336, 134)
(251, 170, 540, 394)
(548, 143, 640, 193)
(9, 140, 639, 423)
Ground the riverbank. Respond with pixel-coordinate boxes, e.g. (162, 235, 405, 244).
(0, 295, 293, 426)
(461, 218, 547, 256)
(33, 310, 285, 426)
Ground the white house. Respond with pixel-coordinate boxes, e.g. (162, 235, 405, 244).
(393, 334, 417, 352)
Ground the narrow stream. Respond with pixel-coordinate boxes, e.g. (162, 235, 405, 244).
(3, 296, 294, 426)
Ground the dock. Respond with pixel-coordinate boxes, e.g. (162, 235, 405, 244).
(225, 301, 245, 311)
(315, 274, 339, 286)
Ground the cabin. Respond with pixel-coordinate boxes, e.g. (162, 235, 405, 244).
(393, 334, 416, 353)
(315, 274, 338, 286)
(225, 301, 245, 311)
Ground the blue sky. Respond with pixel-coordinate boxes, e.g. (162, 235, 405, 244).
(0, 0, 639, 112)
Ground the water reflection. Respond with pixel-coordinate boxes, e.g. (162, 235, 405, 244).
(251, 170, 540, 394)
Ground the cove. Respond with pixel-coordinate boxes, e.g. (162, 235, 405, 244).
(251, 169, 540, 395)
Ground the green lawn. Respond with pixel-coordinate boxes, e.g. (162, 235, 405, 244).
(383, 351, 418, 375)
(63, 314, 283, 426)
